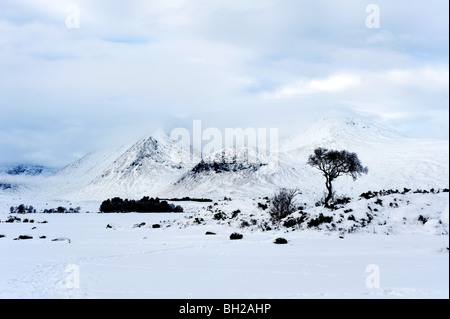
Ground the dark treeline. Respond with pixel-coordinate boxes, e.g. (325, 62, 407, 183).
(360, 187, 449, 199)
(10, 204, 81, 214)
(161, 197, 213, 202)
(100, 196, 184, 213)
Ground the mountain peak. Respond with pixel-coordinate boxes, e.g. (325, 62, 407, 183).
(149, 128, 170, 141)
(281, 112, 403, 151)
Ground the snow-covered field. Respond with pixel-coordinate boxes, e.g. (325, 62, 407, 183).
(0, 196, 448, 299)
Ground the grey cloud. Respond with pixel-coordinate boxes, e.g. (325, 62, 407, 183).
(0, 0, 448, 167)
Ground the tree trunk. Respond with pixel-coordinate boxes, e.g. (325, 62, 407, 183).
(324, 177, 333, 207)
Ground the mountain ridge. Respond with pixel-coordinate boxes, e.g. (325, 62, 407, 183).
(1, 114, 448, 200)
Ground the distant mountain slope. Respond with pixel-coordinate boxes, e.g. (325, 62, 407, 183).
(0, 164, 56, 176)
(0, 164, 57, 196)
(3, 114, 447, 201)
(280, 113, 404, 153)
(46, 131, 195, 200)
(170, 146, 278, 197)
(45, 143, 132, 199)
(169, 114, 449, 198)
(277, 115, 449, 196)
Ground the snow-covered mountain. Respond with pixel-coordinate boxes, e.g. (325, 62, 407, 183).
(280, 113, 404, 153)
(170, 114, 449, 198)
(274, 114, 449, 198)
(171, 146, 278, 197)
(42, 130, 195, 200)
(0, 164, 56, 177)
(0, 164, 57, 196)
(1, 114, 448, 201)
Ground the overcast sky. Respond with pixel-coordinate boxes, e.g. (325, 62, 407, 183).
(0, 0, 448, 167)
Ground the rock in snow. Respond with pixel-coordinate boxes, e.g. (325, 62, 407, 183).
(274, 238, 288, 244)
(230, 232, 243, 240)
(51, 237, 71, 243)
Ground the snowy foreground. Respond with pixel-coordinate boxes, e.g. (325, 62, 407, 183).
(0, 199, 448, 299)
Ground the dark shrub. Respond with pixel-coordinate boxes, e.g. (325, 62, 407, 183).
(213, 211, 226, 220)
(194, 217, 204, 224)
(240, 220, 250, 228)
(418, 215, 428, 224)
(333, 196, 352, 206)
(360, 191, 376, 200)
(5, 216, 21, 223)
(283, 217, 298, 228)
(258, 202, 268, 210)
(283, 213, 308, 228)
(174, 205, 184, 212)
(231, 210, 241, 218)
(308, 213, 333, 228)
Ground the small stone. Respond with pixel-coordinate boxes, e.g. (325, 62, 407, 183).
(51, 237, 71, 243)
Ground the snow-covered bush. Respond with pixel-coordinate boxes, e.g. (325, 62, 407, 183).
(269, 188, 299, 223)
(307, 213, 333, 228)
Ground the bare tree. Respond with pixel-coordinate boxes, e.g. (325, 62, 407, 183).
(307, 148, 368, 207)
(269, 188, 299, 223)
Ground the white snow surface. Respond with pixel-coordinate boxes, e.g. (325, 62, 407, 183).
(0, 210, 447, 299)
